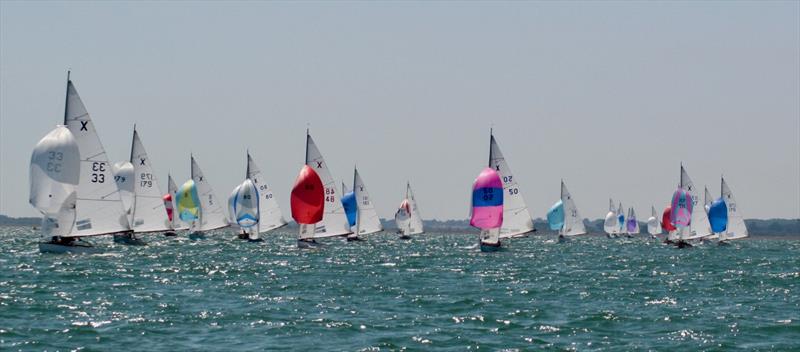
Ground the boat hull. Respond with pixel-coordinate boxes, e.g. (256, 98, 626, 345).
(39, 241, 101, 254)
(480, 241, 501, 252)
(346, 236, 364, 242)
(163, 231, 178, 237)
(188, 232, 206, 240)
(297, 239, 320, 249)
(113, 233, 147, 246)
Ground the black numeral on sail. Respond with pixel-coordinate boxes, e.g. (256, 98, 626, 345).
(508, 188, 518, 195)
(90, 162, 106, 183)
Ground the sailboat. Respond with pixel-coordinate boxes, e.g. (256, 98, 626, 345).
(395, 182, 424, 239)
(625, 207, 640, 236)
(341, 182, 358, 237)
(489, 132, 534, 238)
(616, 202, 626, 237)
(646, 205, 661, 238)
(181, 155, 228, 238)
(471, 168, 504, 251)
(547, 181, 587, 242)
(662, 206, 678, 243)
(603, 198, 618, 238)
(347, 167, 383, 240)
(677, 165, 712, 242)
(718, 176, 748, 243)
(305, 131, 352, 239)
(670, 182, 693, 248)
(32, 74, 131, 253)
(291, 165, 325, 248)
(228, 152, 288, 241)
(162, 174, 187, 236)
(112, 127, 172, 245)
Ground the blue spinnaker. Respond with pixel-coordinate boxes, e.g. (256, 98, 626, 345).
(708, 197, 728, 233)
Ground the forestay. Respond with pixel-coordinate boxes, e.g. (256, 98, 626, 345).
(130, 129, 170, 232)
(353, 168, 383, 235)
(191, 156, 228, 232)
(305, 133, 351, 237)
(561, 181, 586, 236)
(64, 80, 130, 237)
(489, 134, 534, 238)
(247, 153, 287, 232)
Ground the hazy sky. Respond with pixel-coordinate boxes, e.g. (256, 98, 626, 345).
(1, 1, 798, 220)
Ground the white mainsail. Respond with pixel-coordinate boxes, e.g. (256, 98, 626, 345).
(721, 176, 748, 240)
(29, 126, 80, 237)
(647, 205, 661, 235)
(64, 80, 130, 237)
(305, 133, 351, 237)
(603, 198, 617, 235)
(704, 186, 714, 215)
(679, 165, 712, 240)
(560, 181, 586, 236)
(616, 202, 625, 235)
(191, 156, 228, 232)
(129, 129, 170, 233)
(406, 182, 424, 235)
(353, 168, 383, 235)
(247, 152, 288, 232)
(489, 134, 534, 238)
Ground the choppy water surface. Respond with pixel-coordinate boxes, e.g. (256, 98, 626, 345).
(1, 226, 798, 351)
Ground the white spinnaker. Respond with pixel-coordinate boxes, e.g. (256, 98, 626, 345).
(232, 179, 259, 239)
(680, 166, 712, 240)
(406, 183, 424, 235)
(395, 201, 412, 235)
(247, 153, 287, 232)
(721, 177, 748, 240)
(647, 205, 661, 235)
(306, 133, 351, 237)
(167, 174, 188, 230)
(353, 168, 383, 235)
(130, 130, 169, 233)
(604, 212, 617, 235)
(29, 126, 80, 237)
(111, 161, 134, 223)
(489, 135, 534, 238)
(560, 181, 586, 236)
(227, 184, 242, 226)
(64, 80, 130, 237)
(191, 156, 228, 232)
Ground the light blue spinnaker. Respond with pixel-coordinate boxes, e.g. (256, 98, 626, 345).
(547, 200, 564, 231)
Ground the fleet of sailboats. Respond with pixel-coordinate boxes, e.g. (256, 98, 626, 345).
(27, 75, 757, 253)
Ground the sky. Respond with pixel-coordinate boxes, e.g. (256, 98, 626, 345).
(1, 1, 798, 220)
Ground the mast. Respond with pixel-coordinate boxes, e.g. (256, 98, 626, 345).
(305, 128, 310, 165)
(63, 71, 70, 125)
(246, 149, 250, 180)
(129, 124, 137, 163)
(354, 167, 360, 236)
(488, 128, 493, 167)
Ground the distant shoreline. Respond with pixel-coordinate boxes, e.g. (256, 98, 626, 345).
(3, 215, 797, 237)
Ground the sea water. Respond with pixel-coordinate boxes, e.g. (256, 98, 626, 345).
(1, 226, 798, 351)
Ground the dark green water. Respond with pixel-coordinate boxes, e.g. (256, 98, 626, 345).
(1, 226, 798, 351)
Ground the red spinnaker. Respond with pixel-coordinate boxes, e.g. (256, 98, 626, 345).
(291, 165, 324, 225)
(661, 206, 676, 232)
